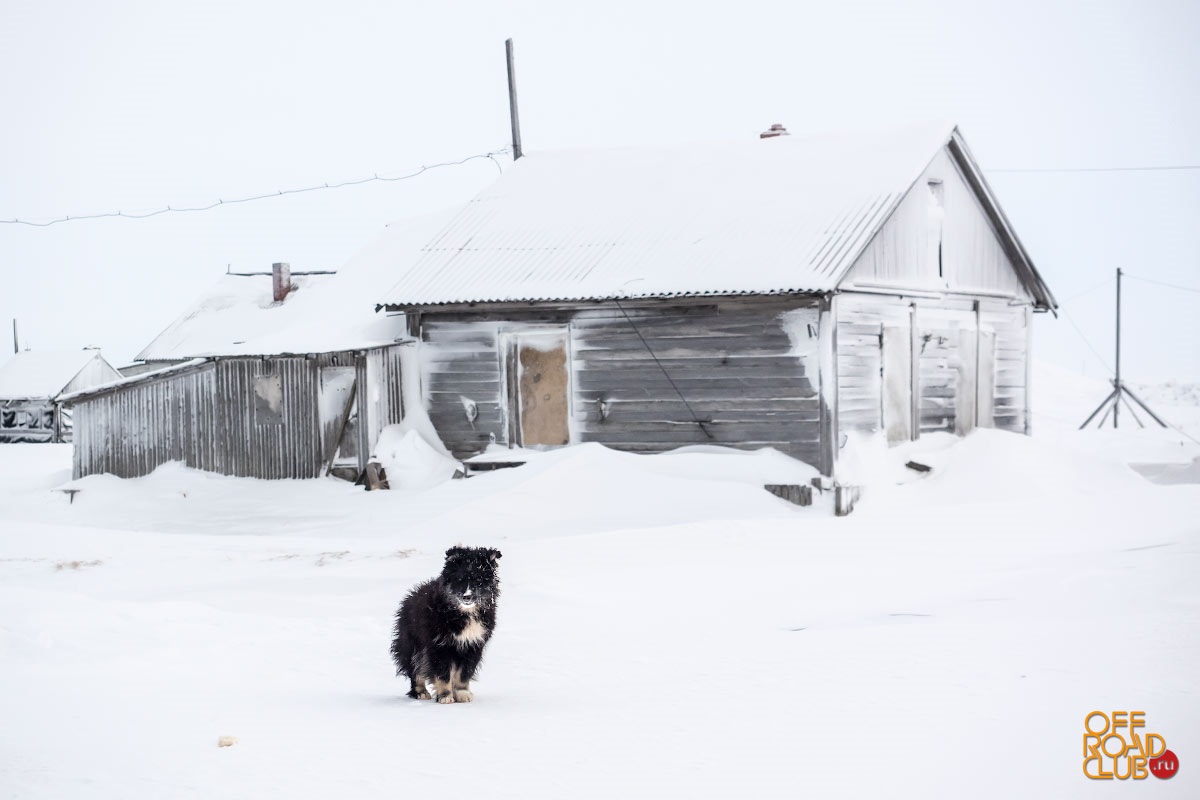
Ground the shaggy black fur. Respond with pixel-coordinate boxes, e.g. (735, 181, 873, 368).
(390, 546, 502, 703)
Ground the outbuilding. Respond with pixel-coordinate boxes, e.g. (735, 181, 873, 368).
(62, 263, 409, 479)
(0, 349, 121, 443)
(380, 122, 1057, 475)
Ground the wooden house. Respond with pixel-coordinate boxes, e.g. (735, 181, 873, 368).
(62, 262, 409, 479)
(0, 349, 121, 443)
(379, 122, 1057, 476)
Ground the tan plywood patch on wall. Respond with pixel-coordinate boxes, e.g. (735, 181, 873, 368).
(518, 334, 570, 446)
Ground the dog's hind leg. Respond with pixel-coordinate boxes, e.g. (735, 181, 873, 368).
(407, 675, 431, 700)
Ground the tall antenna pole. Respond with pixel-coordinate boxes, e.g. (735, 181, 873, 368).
(505, 38, 523, 161)
(11, 319, 17, 354)
(1079, 266, 1168, 430)
(1114, 267, 1121, 427)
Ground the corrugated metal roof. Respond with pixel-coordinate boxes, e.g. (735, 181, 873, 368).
(382, 122, 957, 307)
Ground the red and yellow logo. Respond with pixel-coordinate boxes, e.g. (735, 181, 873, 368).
(1083, 710, 1179, 780)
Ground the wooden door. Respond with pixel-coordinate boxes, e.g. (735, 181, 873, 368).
(318, 366, 357, 466)
(956, 328, 977, 435)
(515, 332, 570, 447)
(881, 324, 913, 444)
(977, 330, 996, 428)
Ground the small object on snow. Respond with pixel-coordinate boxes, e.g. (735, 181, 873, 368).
(905, 460, 932, 473)
(462, 460, 526, 477)
(359, 462, 390, 491)
(834, 484, 860, 516)
(763, 484, 812, 507)
(59, 488, 81, 505)
(217, 736, 239, 748)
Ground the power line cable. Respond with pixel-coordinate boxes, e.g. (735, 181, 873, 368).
(1, 148, 508, 228)
(988, 164, 1200, 174)
(1059, 308, 1113, 374)
(1059, 276, 1114, 304)
(1123, 274, 1200, 296)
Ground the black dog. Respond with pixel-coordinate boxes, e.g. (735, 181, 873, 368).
(391, 546, 502, 703)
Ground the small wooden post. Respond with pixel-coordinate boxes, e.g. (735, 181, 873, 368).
(834, 485, 860, 516)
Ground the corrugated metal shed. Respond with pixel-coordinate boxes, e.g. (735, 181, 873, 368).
(380, 122, 1053, 310)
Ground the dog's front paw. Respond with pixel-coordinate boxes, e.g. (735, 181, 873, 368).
(436, 692, 456, 704)
(411, 689, 431, 700)
(453, 689, 473, 703)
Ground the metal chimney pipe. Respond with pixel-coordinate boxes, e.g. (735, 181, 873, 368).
(272, 262, 291, 302)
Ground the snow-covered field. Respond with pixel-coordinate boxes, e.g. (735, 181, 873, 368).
(2, 364, 1198, 798)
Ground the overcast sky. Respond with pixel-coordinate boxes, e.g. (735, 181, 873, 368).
(2, 0, 1197, 382)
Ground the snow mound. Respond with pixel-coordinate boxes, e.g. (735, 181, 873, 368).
(373, 427, 462, 491)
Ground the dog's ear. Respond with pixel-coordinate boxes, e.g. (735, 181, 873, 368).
(445, 546, 465, 560)
(489, 548, 502, 561)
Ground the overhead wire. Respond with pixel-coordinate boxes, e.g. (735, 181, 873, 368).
(1058, 276, 1114, 304)
(1, 148, 509, 228)
(1059, 308, 1113, 375)
(1123, 274, 1200, 295)
(988, 164, 1200, 174)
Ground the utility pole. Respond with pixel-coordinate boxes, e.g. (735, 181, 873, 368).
(505, 38, 523, 161)
(1079, 267, 1168, 429)
(11, 319, 16, 354)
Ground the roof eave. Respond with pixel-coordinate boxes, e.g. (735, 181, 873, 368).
(946, 130, 1058, 312)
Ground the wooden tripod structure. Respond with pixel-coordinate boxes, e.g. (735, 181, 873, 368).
(1079, 268, 1168, 429)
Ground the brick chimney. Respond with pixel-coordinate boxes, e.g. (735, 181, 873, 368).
(760, 123, 789, 139)
(272, 262, 291, 302)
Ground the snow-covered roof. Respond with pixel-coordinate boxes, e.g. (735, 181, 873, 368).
(0, 350, 108, 398)
(378, 122, 948, 306)
(380, 122, 1054, 310)
(135, 215, 450, 361)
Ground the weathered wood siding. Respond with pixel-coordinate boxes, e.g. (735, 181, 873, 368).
(417, 297, 823, 465)
(70, 347, 403, 480)
(572, 301, 821, 462)
(834, 293, 909, 437)
(420, 319, 509, 457)
(980, 301, 1029, 433)
(835, 292, 1029, 444)
(842, 148, 1033, 302)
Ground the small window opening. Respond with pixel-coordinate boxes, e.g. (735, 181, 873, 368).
(928, 179, 945, 279)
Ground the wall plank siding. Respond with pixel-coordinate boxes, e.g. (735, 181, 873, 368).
(418, 297, 824, 465)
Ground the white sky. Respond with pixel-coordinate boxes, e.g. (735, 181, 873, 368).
(2, 0, 1198, 382)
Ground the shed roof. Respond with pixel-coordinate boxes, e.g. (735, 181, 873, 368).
(0, 350, 108, 398)
(381, 121, 1053, 309)
(135, 213, 456, 361)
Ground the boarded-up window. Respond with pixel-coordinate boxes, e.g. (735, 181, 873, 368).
(506, 331, 571, 448)
(253, 374, 284, 426)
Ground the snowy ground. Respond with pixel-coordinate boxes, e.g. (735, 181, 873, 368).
(2, 363, 1198, 798)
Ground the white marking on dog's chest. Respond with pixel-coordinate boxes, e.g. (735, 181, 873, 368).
(455, 618, 488, 646)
